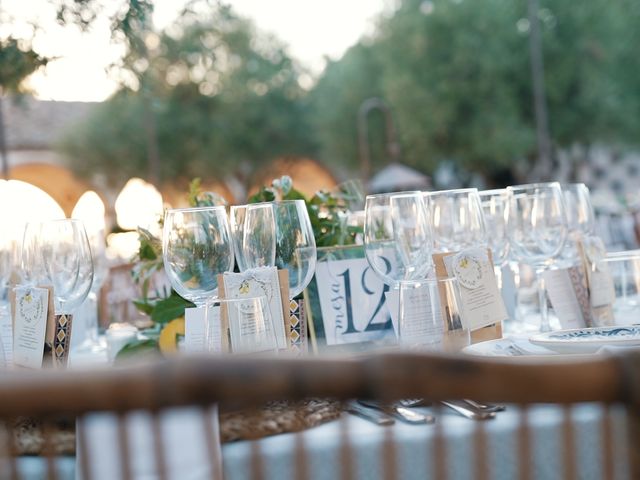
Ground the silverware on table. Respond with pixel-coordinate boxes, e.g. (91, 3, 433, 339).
(400, 397, 504, 413)
(345, 400, 395, 426)
(358, 400, 436, 425)
(440, 400, 496, 420)
(463, 399, 506, 412)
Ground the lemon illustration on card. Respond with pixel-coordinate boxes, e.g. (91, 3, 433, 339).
(239, 280, 250, 295)
(159, 317, 185, 354)
(452, 253, 483, 290)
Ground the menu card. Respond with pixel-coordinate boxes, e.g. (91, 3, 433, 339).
(12, 286, 50, 369)
(219, 267, 289, 351)
(434, 248, 506, 343)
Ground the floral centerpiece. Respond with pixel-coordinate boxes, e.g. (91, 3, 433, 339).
(116, 177, 363, 360)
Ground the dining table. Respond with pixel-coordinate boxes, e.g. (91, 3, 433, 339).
(13, 343, 631, 480)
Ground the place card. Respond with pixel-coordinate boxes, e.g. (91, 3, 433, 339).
(227, 299, 278, 354)
(220, 267, 288, 350)
(12, 286, 49, 369)
(434, 248, 507, 342)
(542, 266, 591, 329)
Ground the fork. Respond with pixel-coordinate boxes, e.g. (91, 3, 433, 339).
(399, 397, 504, 413)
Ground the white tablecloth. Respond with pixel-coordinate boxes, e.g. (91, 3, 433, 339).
(49, 403, 629, 480)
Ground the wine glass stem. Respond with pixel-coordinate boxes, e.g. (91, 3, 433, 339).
(87, 291, 99, 344)
(535, 266, 551, 333)
(493, 265, 503, 290)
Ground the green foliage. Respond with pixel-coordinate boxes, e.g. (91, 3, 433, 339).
(309, 42, 387, 172)
(311, 0, 640, 180)
(189, 177, 228, 207)
(53, 0, 640, 187)
(114, 338, 161, 363)
(60, 2, 316, 186)
(0, 37, 48, 93)
(248, 176, 361, 247)
(150, 291, 194, 324)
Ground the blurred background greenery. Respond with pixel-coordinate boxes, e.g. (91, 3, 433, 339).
(2, 0, 640, 193)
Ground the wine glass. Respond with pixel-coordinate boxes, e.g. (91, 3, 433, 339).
(424, 188, 487, 253)
(364, 192, 432, 286)
(240, 203, 276, 271)
(478, 189, 511, 291)
(230, 205, 248, 271)
(506, 183, 568, 332)
(162, 206, 235, 307)
(0, 238, 14, 304)
(478, 189, 510, 267)
(563, 183, 596, 236)
(561, 183, 598, 263)
(23, 219, 94, 315)
(0, 236, 19, 349)
(272, 200, 317, 298)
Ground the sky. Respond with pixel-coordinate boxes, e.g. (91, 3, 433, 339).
(1, 0, 390, 102)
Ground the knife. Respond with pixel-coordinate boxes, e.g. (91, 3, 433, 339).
(358, 400, 435, 424)
(345, 400, 395, 426)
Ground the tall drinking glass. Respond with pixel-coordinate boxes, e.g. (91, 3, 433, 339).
(398, 277, 469, 352)
(205, 296, 278, 354)
(507, 183, 568, 332)
(563, 183, 596, 236)
(162, 206, 235, 307)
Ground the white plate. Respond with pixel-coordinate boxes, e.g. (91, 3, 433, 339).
(529, 326, 640, 354)
(462, 337, 559, 357)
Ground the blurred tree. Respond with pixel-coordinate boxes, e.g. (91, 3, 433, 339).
(60, 1, 315, 187)
(0, 36, 48, 177)
(311, 0, 640, 183)
(308, 42, 388, 175)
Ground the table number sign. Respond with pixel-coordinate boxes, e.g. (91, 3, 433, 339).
(305, 245, 395, 353)
(433, 248, 505, 343)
